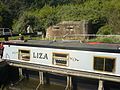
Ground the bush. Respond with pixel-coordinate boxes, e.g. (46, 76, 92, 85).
(12, 0, 120, 39)
(97, 25, 113, 35)
(12, 5, 59, 33)
(88, 36, 120, 43)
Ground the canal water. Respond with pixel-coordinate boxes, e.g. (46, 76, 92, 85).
(8, 73, 120, 90)
(0, 65, 120, 90)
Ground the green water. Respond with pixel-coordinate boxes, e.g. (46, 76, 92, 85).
(8, 78, 65, 90)
(6, 76, 120, 90)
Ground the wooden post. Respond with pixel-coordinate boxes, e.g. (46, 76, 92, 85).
(65, 75, 73, 90)
(18, 68, 24, 81)
(98, 80, 104, 90)
(39, 71, 44, 85)
(36, 71, 44, 90)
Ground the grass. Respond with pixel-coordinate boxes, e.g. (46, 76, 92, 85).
(87, 36, 120, 43)
(0, 35, 43, 41)
(1, 35, 120, 44)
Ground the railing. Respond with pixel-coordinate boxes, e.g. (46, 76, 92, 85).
(47, 34, 120, 41)
(6, 60, 120, 83)
(48, 34, 120, 38)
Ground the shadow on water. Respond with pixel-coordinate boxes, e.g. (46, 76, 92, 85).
(0, 62, 19, 90)
(0, 66, 120, 90)
(8, 72, 120, 90)
(8, 77, 65, 90)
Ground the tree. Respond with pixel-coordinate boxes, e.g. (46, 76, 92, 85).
(0, 1, 12, 28)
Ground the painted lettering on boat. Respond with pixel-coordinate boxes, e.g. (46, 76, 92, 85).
(33, 52, 48, 60)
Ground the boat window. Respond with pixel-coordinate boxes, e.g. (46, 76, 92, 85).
(18, 49, 30, 61)
(105, 58, 115, 72)
(94, 57, 115, 72)
(52, 53, 69, 66)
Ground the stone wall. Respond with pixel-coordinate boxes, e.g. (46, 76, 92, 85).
(46, 21, 91, 40)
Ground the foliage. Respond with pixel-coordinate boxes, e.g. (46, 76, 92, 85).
(12, 1, 106, 33)
(0, 1, 9, 27)
(88, 36, 120, 43)
(97, 25, 113, 35)
(1, 0, 120, 40)
(12, 5, 59, 33)
(101, 0, 120, 34)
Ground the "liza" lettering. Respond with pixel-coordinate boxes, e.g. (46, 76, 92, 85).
(33, 52, 48, 60)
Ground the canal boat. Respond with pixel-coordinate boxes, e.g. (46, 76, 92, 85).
(1, 40, 120, 83)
